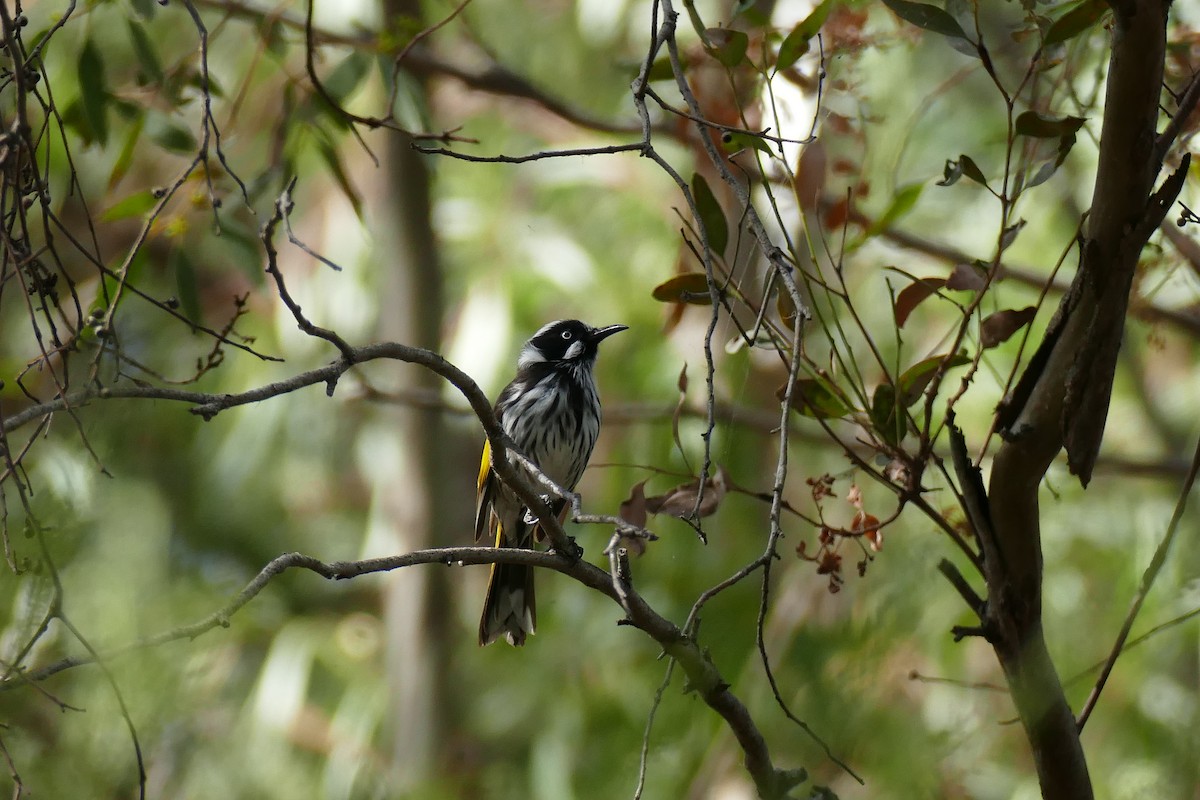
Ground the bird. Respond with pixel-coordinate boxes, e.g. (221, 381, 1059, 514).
(475, 319, 628, 646)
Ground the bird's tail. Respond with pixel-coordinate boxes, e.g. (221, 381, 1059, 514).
(478, 556, 536, 646)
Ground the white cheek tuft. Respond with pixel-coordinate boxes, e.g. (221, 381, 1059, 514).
(564, 340, 584, 360)
(517, 344, 547, 370)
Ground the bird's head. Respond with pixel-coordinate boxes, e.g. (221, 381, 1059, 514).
(517, 320, 627, 370)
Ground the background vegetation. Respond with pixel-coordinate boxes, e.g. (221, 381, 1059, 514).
(0, 0, 1198, 798)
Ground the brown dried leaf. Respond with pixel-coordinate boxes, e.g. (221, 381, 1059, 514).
(894, 277, 946, 327)
(618, 480, 650, 555)
(794, 139, 827, 212)
(645, 465, 729, 519)
(945, 263, 987, 291)
(980, 306, 1037, 349)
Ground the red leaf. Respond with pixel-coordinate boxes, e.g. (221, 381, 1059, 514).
(945, 263, 987, 291)
(645, 466, 729, 519)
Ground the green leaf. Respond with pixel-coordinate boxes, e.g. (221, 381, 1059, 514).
(323, 51, 372, 105)
(130, 0, 157, 19)
(171, 247, 202, 324)
(644, 53, 675, 82)
(705, 28, 749, 68)
(865, 182, 924, 238)
(315, 138, 364, 219)
(898, 352, 971, 406)
(870, 383, 907, 447)
(127, 20, 163, 85)
(1044, 0, 1108, 46)
(652, 273, 713, 305)
(776, 0, 832, 71)
(691, 173, 730, 255)
(146, 113, 198, 154)
(101, 191, 157, 222)
(108, 112, 145, 189)
(778, 377, 853, 419)
(217, 220, 266, 284)
(78, 38, 110, 146)
(881, 0, 969, 41)
(959, 154, 987, 185)
(721, 130, 773, 156)
(1014, 110, 1086, 138)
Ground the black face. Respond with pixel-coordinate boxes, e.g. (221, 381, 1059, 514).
(522, 320, 628, 366)
(529, 320, 594, 361)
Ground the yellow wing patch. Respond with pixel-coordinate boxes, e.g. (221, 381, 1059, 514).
(477, 438, 491, 493)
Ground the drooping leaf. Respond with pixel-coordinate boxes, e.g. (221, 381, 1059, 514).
(893, 277, 945, 327)
(793, 140, 826, 211)
(705, 28, 749, 68)
(101, 191, 157, 222)
(323, 51, 372, 105)
(865, 182, 924, 238)
(127, 21, 164, 86)
(776, 0, 833, 71)
(108, 112, 146, 190)
(897, 351, 972, 405)
(691, 173, 729, 255)
(652, 273, 713, 305)
(721, 130, 774, 156)
(315, 137, 364, 219)
(999, 219, 1026, 252)
(146, 113, 198, 154)
(1044, 0, 1108, 45)
(881, 0, 969, 41)
(618, 480, 650, 555)
(870, 383, 907, 447)
(78, 38, 110, 146)
(946, 262, 987, 290)
(645, 466, 729, 520)
(959, 154, 987, 185)
(171, 247, 202, 324)
(777, 377, 852, 418)
(672, 364, 691, 471)
(1014, 110, 1086, 138)
(936, 158, 963, 187)
(980, 306, 1037, 349)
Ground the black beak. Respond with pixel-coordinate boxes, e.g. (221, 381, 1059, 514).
(589, 324, 628, 345)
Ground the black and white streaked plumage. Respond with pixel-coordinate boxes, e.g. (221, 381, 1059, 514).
(475, 319, 627, 646)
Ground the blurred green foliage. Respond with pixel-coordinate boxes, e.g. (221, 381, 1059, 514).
(0, 1, 1198, 799)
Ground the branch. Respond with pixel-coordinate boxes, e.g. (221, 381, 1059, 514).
(8, 543, 808, 799)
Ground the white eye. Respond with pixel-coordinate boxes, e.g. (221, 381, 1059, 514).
(561, 330, 573, 340)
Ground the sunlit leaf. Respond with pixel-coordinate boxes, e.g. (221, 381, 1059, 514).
(881, 0, 969, 41)
(101, 192, 157, 222)
(1014, 111, 1086, 138)
(980, 306, 1037, 349)
(777, 0, 832, 71)
(721, 130, 773, 156)
(1044, 0, 1108, 45)
(652, 273, 713, 305)
(898, 351, 971, 405)
(691, 173, 729, 254)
